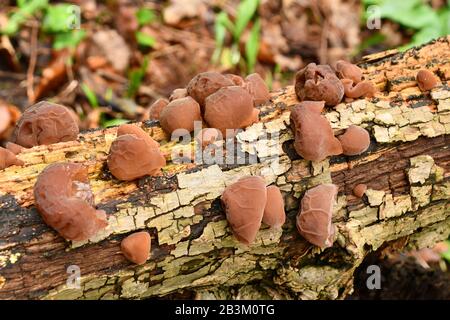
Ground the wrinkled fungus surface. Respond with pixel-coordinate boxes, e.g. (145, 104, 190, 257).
(416, 69, 438, 91)
(187, 72, 234, 109)
(121, 231, 151, 265)
(263, 186, 286, 228)
(147, 98, 168, 120)
(297, 184, 338, 248)
(12, 101, 79, 148)
(245, 73, 271, 106)
(204, 86, 257, 136)
(341, 79, 376, 99)
(221, 176, 267, 245)
(337, 125, 370, 156)
(160, 97, 202, 135)
(0, 147, 24, 170)
(169, 88, 188, 101)
(107, 124, 166, 181)
(290, 103, 342, 161)
(353, 184, 367, 198)
(225, 74, 245, 86)
(294, 63, 344, 106)
(335, 60, 363, 84)
(33, 163, 108, 241)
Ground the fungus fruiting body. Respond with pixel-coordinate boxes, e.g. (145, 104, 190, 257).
(244, 73, 271, 106)
(290, 103, 342, 161)
(296, 184, 338, 248)
(169, 88, 188, 101)
(186, 72, 234, 109)
(195, 128, 222, 149)
(337, 125, 370, 156)
(294, 63, 344, 106)
(159, 97, 202, 135)
(0, 147, 24, 170)
(12, 101, 79, 148)
(353, 184, 367, 198)
(341, 79, 376, 99)
(147, 98, 168, 120)
(204, 86, 258, 137)
(121, 231, 151, 265)
(416, 70, 439, 91)
(33, 162, 108, 241)
(5, 142, 24, 154)
(221, 176, 267, 245)
(263, 186, 286, 228)
(107, 124, 166, 181)
(335, 60, 363, 84)
(225, 74, 245, 86)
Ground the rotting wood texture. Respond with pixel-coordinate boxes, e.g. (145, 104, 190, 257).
(0, 37, 449, 300)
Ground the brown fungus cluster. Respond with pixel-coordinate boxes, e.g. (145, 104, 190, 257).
(337, 125, 371, 156)
(12, 101, 79, 148)
(187, 71, 234, 110)
(416, 69, 439, 91)
(146, 98, 168, 121)
(159, 96, 202, 135)
(335, 60, 363, 84)
(33, 162, 108, 241)
(121, 231, 151, 265)
(0, 147, 24, 170)
(244, 73, 271, 106)
(341, 79, 377, 99)
(107, 124, 166, 181)
(296, 184, 338, 248)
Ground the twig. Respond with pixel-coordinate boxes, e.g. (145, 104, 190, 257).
(26, 21, 39, 104)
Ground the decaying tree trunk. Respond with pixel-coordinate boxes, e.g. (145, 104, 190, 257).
(0, 37, 449, 300)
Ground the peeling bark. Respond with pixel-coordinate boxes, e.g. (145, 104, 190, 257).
(0, 37, 449, 300)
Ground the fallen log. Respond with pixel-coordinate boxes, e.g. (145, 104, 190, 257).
(0, 36, 449, 300)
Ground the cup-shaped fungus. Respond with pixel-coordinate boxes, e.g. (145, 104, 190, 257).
(296, 184, 338, 248)
(221, 176, 267, 245)
(147, 98, 168, 120)
(33, 163, 108, 241)
(263, 186, 286, 229)
(335, 60, 363, 84)
(195, 127, 222, 149)
(107, 124, 166, 181)
(294, 63, 344, 106)
(225, 74, 245, 86)
(159, 96, 202, 135)
(290, 102, 343, 161)
(186, 72, 234, 109)
(121, 231, 151, 265)
(204, 86, 258, 137)
(12, 101, 79, 148)
(0, 147, 24, 170)
(353, 184, 367, 198)
(416, 69, 439, 91)
(169, 88, 188, 101)
(337, 125, 370, 156)
(244, 73, 271, 106)
(5, 142, 24, 154)
(341, 79, 376, 99)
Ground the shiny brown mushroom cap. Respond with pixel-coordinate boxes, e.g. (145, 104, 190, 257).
(290, 103, 343, 161)
(335, 60, 363, 84)
(186, 71, 234, 109)
(12, 101, 79, 148)
(204, 86, 255, 137)
(0, 147, 24, 170)
(263, 185, 286, 228)
(33, 163, 108, 241)
(296, 184, 338, 248)
(121, 231, 151, 265)
(107, 124, 166, 181)
(159, 96, 202, 135)
(221, 176, 267, 245)
(416, 69, 439, 91)
(337, 125, 370, 156)
(341, 79, 377, 99)
(146, 98, 169, 121)
(244, 73, 271, 106)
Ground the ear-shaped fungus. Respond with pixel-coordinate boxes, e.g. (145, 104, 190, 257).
(5, 142, 24, 154)
(12, 101, 79, 148)
(147, 98, 168, 120)
(33, 163, 108, 241)
(416, 70, 439, 91)
(337, 125, 370, 156)
(221, 176, 267, 245)
(296, 184, 338, 248)
(0, 147, 24, 170)
(244, 73, 271, 106)
(353, 184, 367, 198)
(195, 128, 222, 149)
(121, 231, 151, 265)
(169, 88, 188, 101)
(225, 74, 245, 86)
(107, 124, 166, 181)
(341, 79, 376, 99)
(263, 186, 286, 228)
(204, 86, 258, 137)
(186, 72, 234, 109)
(335, 60, 363, 84)
(294, 63, 344, 106)
(159, 96, 202, 135)
(290, 102, 342, 161)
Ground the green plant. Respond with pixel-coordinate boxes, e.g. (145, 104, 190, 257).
(362, 0, 450, 50)
(127, 57, 149, 98)
(101, 118, 129, 128)
(136, 31, 156, 48)
(136, 8, 156, 26)
(81, 83, 99, 109)
(442, 240, 450, 263)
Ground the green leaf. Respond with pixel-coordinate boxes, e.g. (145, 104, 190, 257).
(245, 19, 260, 73)
(53, 29, 86, 49)
(102, 118, 129, 128)
(81, 83, 99, 109)
(136, 31, 156, 47)
(136, 8, 156, 26)
(233, 0, 259, 40)
(43, 4, 80, 33)
(1, 0, 48, 35)
(441, 240, 450, 263)
(212, 12, 230, 64)
(127, 57, 149, 98)
(399, 22, 443, 51)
